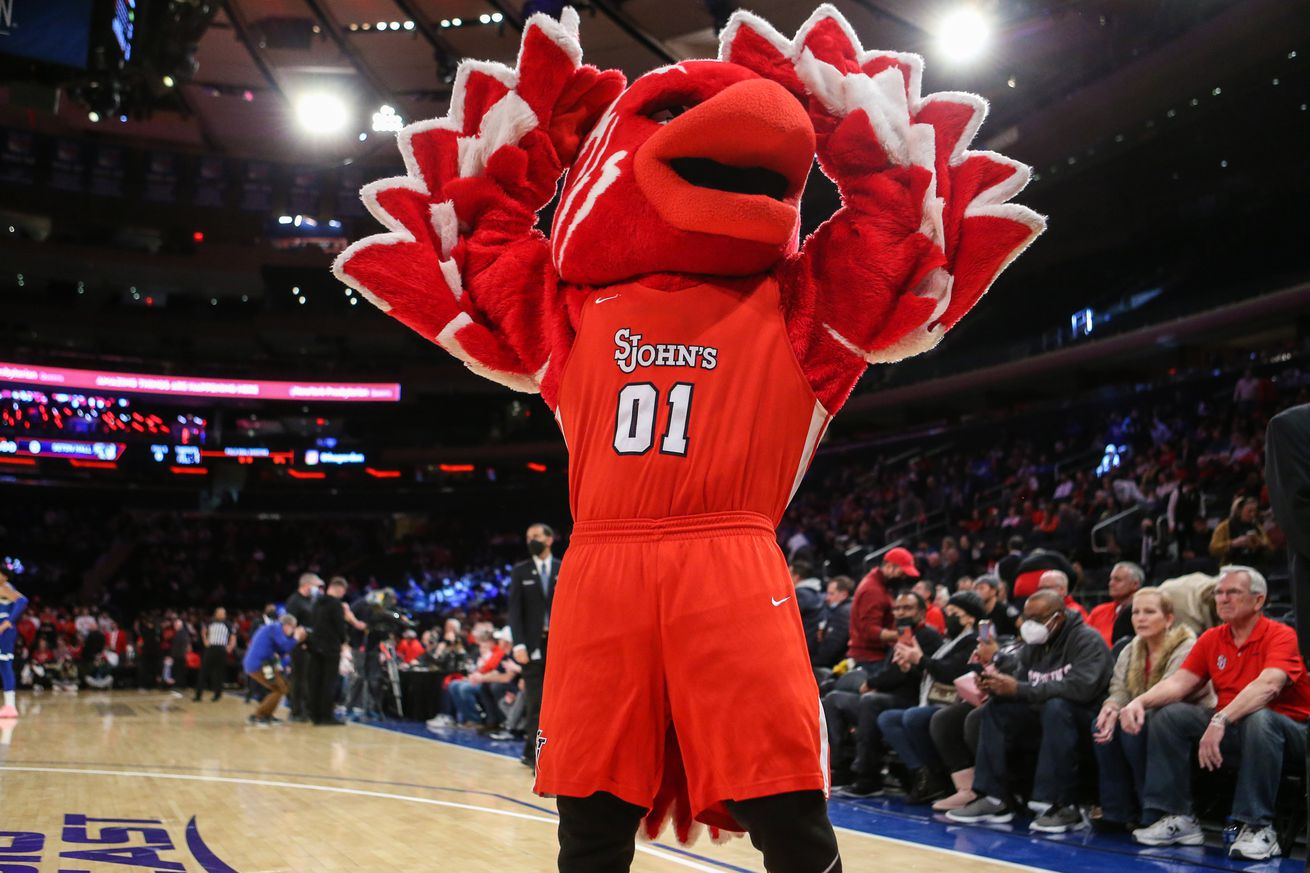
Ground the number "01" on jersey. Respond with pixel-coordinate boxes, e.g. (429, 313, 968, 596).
(613, 382, 693, 456)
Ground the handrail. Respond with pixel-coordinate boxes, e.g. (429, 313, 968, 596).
(1091, 504, 1146, 554)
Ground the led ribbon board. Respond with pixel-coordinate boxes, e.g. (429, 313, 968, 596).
(0, 361, 401, 402)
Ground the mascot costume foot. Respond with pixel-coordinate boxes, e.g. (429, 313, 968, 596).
(334, 5, 1044, 870)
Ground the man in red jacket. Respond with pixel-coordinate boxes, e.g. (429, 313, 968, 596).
(847, 547, 918, 671)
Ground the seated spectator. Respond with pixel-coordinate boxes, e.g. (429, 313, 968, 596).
(476, 629, 522, 734)
(846, 548, 917, 672)
(877, 592, 986, 804)
(1092, 588, 1213, 829)
(447, 627, 502, 726)
(912, 580, 947, 633)
(811, 576, 854, 670)
(1037, 570, 1089, 622)
(827, 592, 943, 795)
(396, 629, 424, 663)
(1121, 566, 1310, 861)
(790, 556, 825, 658)
(973, 574, 1018, 637)
(1087, 562, 1143, 646)
(1209, 497, 1273, 568)
(946, 589, 1113, 832)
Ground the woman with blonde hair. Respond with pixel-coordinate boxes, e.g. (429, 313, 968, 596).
(1209, 496, 1272, 567)
(1092, 587, 1215, 828)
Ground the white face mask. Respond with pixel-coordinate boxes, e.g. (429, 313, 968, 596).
(1020, 618, 1052, 646)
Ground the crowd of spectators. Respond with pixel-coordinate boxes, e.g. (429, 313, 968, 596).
(2, 342, 1308, 859)
(781, 342, 1310, 600)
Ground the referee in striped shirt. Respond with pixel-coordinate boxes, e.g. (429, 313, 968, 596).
(193, 607, 236, 702)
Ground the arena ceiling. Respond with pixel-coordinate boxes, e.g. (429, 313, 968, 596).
(3, 0, 1304, 174)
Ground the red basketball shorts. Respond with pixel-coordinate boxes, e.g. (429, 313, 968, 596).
(533, 510, 829, 827)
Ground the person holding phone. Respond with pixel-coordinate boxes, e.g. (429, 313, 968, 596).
(945, 589, 1113, 831)
(827, 591, 942, 797)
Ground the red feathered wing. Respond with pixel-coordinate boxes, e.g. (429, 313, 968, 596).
(332, 9, 622, 408)
(723, 4, 1046, 414)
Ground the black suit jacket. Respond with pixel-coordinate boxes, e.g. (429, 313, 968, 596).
(811, 599, 851, 668)
(309, 593, 347, 655)
(508, 555, 561, 659)
(1267, 404, 1310, 655)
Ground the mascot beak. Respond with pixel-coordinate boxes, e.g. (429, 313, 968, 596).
(634, 78, 815, 246)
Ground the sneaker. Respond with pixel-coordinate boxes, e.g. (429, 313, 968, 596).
(0, 705, 17, 719)
(1132, 815, 1204, 847)
(1030, 805, 1088, 834)
(488, 730, 515, 741)
(834, 778, 884, 798)
(246, 715, 269, 727)
(1229, 824, 1280, 860)
(946, 796, 1014, 824)
(1026, 799, 1053, 816)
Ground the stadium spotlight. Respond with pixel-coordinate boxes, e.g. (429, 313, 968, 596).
(935, 7, 990, 63)
(295, 92, 350, 135)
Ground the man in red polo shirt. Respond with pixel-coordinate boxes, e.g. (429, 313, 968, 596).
(1119, 565, 1310, 861)
(846, 547, 917, 671)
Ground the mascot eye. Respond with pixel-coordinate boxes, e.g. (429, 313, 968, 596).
(646, 104, 694, 125)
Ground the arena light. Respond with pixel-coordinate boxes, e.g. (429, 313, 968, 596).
(372, 104, 404, 132)
(935, 7, 990, 63)
(295, 92, 350, 135)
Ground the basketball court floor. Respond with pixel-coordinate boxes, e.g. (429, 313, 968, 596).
(0, 691, 1297, 872)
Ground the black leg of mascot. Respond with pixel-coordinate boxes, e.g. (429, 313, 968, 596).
(557, 790, 840, 873)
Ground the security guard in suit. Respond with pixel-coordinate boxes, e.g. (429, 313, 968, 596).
(508, 522, 560, 767)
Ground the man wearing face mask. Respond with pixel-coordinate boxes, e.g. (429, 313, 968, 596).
(509, 523, 561, 768)
(285, 573, 323, 723)
(827, 591, 942, 795)
(946, 589, 1113, 831)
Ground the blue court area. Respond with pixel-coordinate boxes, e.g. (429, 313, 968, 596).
(365, 718, 1303, 873)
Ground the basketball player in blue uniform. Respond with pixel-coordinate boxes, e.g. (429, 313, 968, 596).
(0, 566, 28, 718)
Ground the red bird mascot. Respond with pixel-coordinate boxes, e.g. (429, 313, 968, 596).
(335, 5, 1044, 870)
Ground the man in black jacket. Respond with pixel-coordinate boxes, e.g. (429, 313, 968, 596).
(790, 557, 825, 658)
(308, 576, 348, 726)
(947, 589, 1113, 831)
(285, 573, 322, 722)
(1265, 403, 1310, 858)
(826, 591, 943, 795)
(811, 576, 854, 669)
(508, 522, 561, 766)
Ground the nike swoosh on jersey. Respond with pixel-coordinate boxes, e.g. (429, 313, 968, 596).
(595, 294, 620, 304)
(771, 596, 791, 606)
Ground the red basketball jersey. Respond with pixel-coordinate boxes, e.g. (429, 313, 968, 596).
(557, 276, 831, 523)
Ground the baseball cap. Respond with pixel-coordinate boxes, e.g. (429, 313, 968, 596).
(883, 547, 919, 578)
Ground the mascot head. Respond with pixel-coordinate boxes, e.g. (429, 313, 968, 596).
(550, 57, 815, 285)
